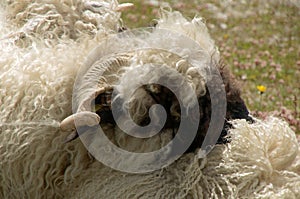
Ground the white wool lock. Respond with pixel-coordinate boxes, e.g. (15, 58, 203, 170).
(115, 3, 134, 11)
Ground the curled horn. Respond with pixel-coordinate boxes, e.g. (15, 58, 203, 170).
(61, 53, 132, 142)
(60, 111, 100, 132)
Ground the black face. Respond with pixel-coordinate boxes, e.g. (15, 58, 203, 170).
(89, 82, 253, 154)
(217, 99, 254, 145)
(227, 99, 254, 122)
(68, 70, 253, 155)
(185, 84, 254, 153)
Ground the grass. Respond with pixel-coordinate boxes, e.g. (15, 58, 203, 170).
(119, 0, 300, 133)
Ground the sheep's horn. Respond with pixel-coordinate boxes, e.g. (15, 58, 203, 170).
(60, 111, 100, 132)
(63, 54, 132, 143)
(64, 131, 79, 143)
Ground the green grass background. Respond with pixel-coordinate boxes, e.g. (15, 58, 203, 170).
(120, 0, 300, 133)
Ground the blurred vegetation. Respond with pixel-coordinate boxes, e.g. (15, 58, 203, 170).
(120, 0, 300, 133)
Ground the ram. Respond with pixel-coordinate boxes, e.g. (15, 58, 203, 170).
(0, 0, 299, 198)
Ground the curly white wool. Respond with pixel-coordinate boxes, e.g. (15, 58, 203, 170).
(0, 0, 299, 198)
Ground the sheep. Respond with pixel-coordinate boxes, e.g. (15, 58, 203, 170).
(60, 11, 253, 153)
(0, 0, 299, 198)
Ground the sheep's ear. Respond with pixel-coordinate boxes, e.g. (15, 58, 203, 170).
(60, 112, 100, 132)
